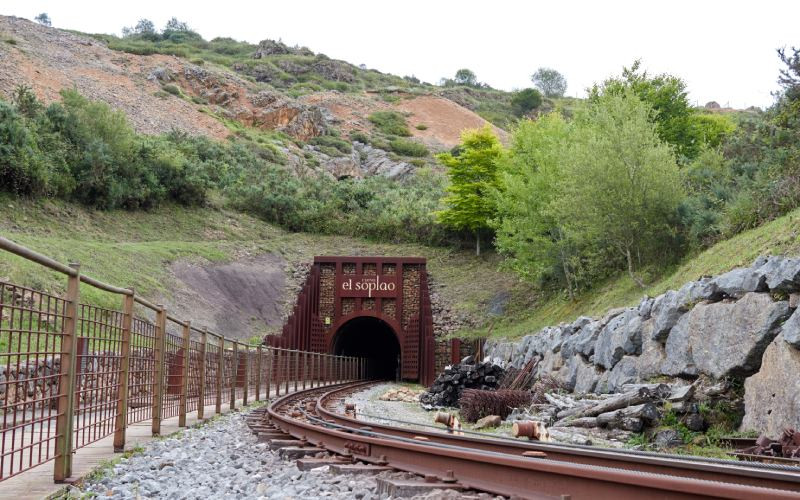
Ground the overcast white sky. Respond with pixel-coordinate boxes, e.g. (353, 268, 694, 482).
(3, 0, 798, 108)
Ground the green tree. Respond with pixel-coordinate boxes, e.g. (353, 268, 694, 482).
(454, 68, 478, 87)
(531, 67, 567, 98)
(34, 13, 51, 27)
(590, 60, 699, 160)
(552, 92, 684, 287)
(493, 113, 581, 296)
(436, 125, 503, 255)
(510, 88, 543, 116)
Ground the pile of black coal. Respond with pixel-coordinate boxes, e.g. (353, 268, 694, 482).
(420, 356, 505, 409)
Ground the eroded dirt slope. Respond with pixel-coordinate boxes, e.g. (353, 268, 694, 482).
(0, 16, 229, 138)
(169, 254, 288, 341)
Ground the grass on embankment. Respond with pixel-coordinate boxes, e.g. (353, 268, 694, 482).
(475, 208, 800, 339)
(0, 194, 532, 325)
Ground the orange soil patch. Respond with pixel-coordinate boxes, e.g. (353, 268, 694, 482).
(396, 96, 509, 149)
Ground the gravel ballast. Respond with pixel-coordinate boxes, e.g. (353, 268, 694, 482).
(72, 405, 499, 499)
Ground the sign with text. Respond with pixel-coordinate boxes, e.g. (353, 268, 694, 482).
(337, 274, 399, 298)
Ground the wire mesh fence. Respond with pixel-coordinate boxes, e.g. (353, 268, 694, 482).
(0, 237, 363, 483)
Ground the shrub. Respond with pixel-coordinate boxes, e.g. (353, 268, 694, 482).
(162, 84, 182, 96)
(511, 88, 543, 116)
(310, 134, 352, 155)
(368, 111, 410, 136)
(389, 138, 428, 157)
(349, 131, 370, 143)
(415, 123, 428, 130)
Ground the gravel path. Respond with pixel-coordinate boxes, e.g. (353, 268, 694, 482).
(71, 405, 499, 499)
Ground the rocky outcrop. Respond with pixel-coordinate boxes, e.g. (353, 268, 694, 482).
(305, 141, 416, 180)
(741, 332, 800, 436)
(661, 293, 788, 379)
(484, 255, 800, 435)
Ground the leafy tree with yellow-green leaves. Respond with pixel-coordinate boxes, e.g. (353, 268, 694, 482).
(436, 126, 503, 256)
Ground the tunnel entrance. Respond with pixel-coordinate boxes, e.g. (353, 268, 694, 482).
(332, 316, 400, 380)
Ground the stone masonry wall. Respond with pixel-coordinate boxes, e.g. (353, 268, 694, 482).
(484, 255, 800, 436)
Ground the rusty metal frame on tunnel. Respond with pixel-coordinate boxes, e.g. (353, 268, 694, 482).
(267, 256, 438, 385)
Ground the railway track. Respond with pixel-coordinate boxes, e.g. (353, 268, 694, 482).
(260, 381, 800, 499)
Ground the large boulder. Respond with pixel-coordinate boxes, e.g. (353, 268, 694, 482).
(633, 320, 666, 380)
(560, 317, 593, 359)
(569, 320, 603, 358)
(650, 278, 718, 342)
(560, 355, 602, 394)
(594, 309, 643, 370)
(607, 356, 640, 392)
(784, 309, 800, 349)
(711, 267, 767, 298)
(661, 293, 789, 379)
(760, 256, 800, 293)
(741, 333, 800, 436)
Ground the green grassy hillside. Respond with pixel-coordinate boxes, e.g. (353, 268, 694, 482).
(477, 207, 800, 339)
(0, 194, 532, 328)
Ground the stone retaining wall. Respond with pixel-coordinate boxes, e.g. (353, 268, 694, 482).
(484, 255, 800, 435)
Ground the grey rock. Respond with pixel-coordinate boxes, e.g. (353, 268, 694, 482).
(573, 320, 603, 358)
(660, 313, 697, 377)
(651, 278, 719, 342)
(760, 256, 800, 292)
(633, 320, 666, 381)
(783, 309, 800, 349)
(685, 413, 707, 432)
(594, 309, 643, 370)
(662, 293, 789, 379)
(667, 384, 695, 402)
(741, 333, 800, 436)
(560, 355, 602, 393)
(606, 356, 640, 392)
(638, 296, 654, 319)
(650, 290, 689, 342)
(711, 267, 766, 298)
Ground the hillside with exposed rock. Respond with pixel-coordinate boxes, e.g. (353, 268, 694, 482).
(0, 15, 507, 181)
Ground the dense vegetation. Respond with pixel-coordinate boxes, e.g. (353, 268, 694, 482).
(478, 49, 800, 298)
(0, 86, 449, 246)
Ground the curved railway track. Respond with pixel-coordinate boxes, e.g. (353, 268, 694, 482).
(264, 381, 800, 499)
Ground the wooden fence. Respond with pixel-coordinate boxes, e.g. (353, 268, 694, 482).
(0, 236, 363, 483)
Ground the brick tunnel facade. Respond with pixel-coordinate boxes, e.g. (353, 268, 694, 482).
(266, 256, 480, 386)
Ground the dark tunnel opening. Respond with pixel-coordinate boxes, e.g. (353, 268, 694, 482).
(333, 316, 400, 380)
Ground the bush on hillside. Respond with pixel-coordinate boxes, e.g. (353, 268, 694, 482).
(368, 111, 411, 136)
(510, 88, 543, 116)
(389, 138, 428, 157)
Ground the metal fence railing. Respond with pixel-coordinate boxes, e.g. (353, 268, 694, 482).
(0, 236, 364, 483)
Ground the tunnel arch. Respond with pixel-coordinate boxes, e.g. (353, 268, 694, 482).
(329, 312, 403, 380)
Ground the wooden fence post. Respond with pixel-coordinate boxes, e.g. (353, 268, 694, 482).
(151, 305, 167, 436)
(197, 328, 207, 421)
(215, 335, 223, 415)
(54, 263, 80, 482)
(178, 320, 190, 427)
(113, 290, 134, 452)
(255, 345, 262, 402)
(230, 340, 238, 410)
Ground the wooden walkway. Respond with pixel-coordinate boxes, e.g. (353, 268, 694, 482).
(0, 385, 292, 500)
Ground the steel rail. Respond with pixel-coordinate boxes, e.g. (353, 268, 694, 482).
(313, 384, 800, 489)
(267, 382, 800, 500)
